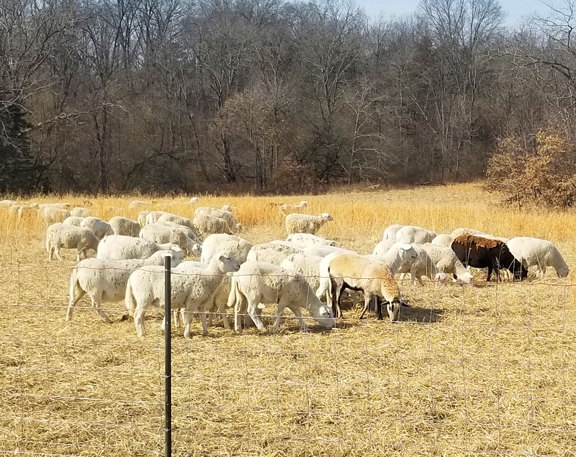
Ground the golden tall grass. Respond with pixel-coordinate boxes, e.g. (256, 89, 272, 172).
(0, 183, 575, 456)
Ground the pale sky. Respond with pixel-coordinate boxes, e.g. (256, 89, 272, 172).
(356, 0, 552, 27)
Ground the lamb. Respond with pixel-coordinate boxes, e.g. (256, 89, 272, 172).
(506, 237, 570, 278)
(39, 206, 70, 225)
(279, 200, 308, 215)
(200, 233, 253, 264)
(327, 254, 405, 322)
(109, 216, 141, 237)
(246, 242, 303, 266)
(281, 253, 324, 291)
(395, 225, 436, 244)
(382, 224, 404, 241)
(431, 234, 454, 247)
(420, 243, 473, 283)
(125, 252, 240, 338)
(67, 250, 184, 323)
(395, 244, 447, 286)
(46, 223, 100, 261)
(139, 223, 201, 257)
(227, 261, 335, 333)
(62, 216, 85, 227)
(70, 207, 90, 217)
(286, 233, 338, 248)
(97, 234, 181, 260)
(193, 214, 236, 236)
(80, 217, 114, 240)
(285, 212, 333, 235)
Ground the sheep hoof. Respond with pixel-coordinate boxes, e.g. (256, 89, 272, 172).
(120, 314, 130, 321)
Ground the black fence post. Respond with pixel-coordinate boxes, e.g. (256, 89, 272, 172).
(164, 254, 172, 457)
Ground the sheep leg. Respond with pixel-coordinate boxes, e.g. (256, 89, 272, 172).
(272, 303, 287, 333)
(359, 294, 373, 319)
(486, 265, 493, 282)
(247, 300, 266, 331)
(291, 307, 309, 332)
(134, 306, 147, 337)
(54, 245, 63, 262)
(91, 294, 112, 324)
(183, 310, 195, 339)
(66, 287, 85, 322)
(217, 301, 230, 329)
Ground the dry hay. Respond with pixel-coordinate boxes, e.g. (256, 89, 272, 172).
(0, 184, 575, 456)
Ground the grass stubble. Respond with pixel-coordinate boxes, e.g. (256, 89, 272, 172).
(0, 183, 575, 456)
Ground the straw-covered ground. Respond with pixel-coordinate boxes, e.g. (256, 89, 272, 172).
(0, 183, 575, 456)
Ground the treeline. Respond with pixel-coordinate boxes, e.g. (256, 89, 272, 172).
(1, 0, 575, 194)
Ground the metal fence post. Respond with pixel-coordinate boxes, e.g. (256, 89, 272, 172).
(164, 254, 172, 457)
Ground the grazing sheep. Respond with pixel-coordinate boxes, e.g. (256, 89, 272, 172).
(80, 217, 113, 240)
(62, 216, 85, 227)
(200, 233, 253, 264)
(97, 235, 181, 260)
(506, 237, 570, 278)
(39, 206, 70, 225)
(0, 199, 17, 207)
(145, 210, 170, 225)
(46, 223, 100, 261)
(139, 223, 200, 257)
(285, 213, 333, 235)
(450, 227, 483, 239)
(137, 211, 150, 226)
(369, 242, 419, 275)
(395, 244, 447, 286)
(109, 216, 141, 237)
(194, 207, 240, 230)
(246, 242, 303, 266)
(189, 197, 200, 203)
(193, 214, 236, 237)
(155, 220, 202, 244)
(67, 250, 184, 323)
(304, 245, 356, 258)
(382, 224, 404, 241)
(281, 253, 324, 291)
(157, 213, 194, 229)
(451, 235, 527, 282)
(327, 254, 404, 322)
(372, 238, 397, 257)
(126, 252, 240, 338)
(279, 201, 308, 215)
(227, 261, 335, 333)
(286, 233, 338, 248)
(421, 243, 473, 283)
(129, 200, 151, 210)
(395, 225, 436, 244)
(70, 207, 90, 218)
(431, 234, 454, 247)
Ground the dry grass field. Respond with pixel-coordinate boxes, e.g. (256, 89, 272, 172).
(1, 183, 575, 456)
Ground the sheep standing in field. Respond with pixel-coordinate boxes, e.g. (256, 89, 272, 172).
(200, 233, 253, 264)
(109, 216, 141, 237)
(125, 252, 240, 338)
(285, 212, 333, 235)
(129, 200, 151, 210)
(39, 206, 70, 225)
(63, 216, 85, 227)
(382, 224, 404, 241)
(145, 210, 170, 225)
(46, 223, 100, 261)
(155, 220, 202, 244)
(506, 237, 570, 278)
(70, 207, 90, 217)
(193, 214, 236, 237)
(67, 250, 184, 323)
(450, 227, 483, 239)
(279, 201, 308, 215)
(194, 207, 241, 232)
(140, 223, 201, 257)
(286, 233, 338, 248)
(281, 253, 324, 291)
(81, 217, 113, 240)
(421, 243, 473, 283)
(137, 211, 150, 226)
(228, 261, 335, 333)
(327, 254, 404, 322)
(0, 199, 17, 207)
(157, 213, 194, 229)
(395, 244, 447, 286)
(395, 225, 436, 244)
(97, 235, 181, 260)
(431, 234, 454, 247)
(246, 242, 303, 266)
(372, 238, 397, 257)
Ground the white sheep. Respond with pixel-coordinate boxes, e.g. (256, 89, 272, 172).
(129, 200, 151, 210)
(420, 243, 473, 283)
(450, 227, 483, 239)
(80, 217, 114, 240)
(395, 244, 446, 285)
(67, 250, 184, 323)
(279, 200, 308, 215)
(62, 216, 85, 227)
(145, 210, 170, 225)
(139, 223, 200, 257)
(286, 233, 338, 248)
(280, 253, 324, 291)
(109, 216, 141, 237)
(327, 253, 404, 321)
(193, 214, 236, 236)
(506, 237, 570, 278)
(39, 206, 70, 225)
(372, 238, 397, 257)
(189, 197, 200, 203)
(303, 245, 355, 258)
(70, 207, 90, 217)
(9, 204, 21, 218)
(227, 261, 335, 333)
(137, 211, 150, 226)
(395, 225, 436, 244)
(246, 242, 303, 266)
(155, 220, 202, 244)
(194, 207, 239, 229)
(285, 212, 333, 235)
(200, 233, 253, 264)
(0, 199, 17, 207)
(157, 213, 194, 229)
(431, 234, 454, 247)
(382, 224, 404, 241)
(46, 223, 100, 261)
(125, 252, 240, 338)
(97, 234, 181, 260)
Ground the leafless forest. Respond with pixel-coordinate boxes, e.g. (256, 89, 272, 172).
(0, 0, 574, 194)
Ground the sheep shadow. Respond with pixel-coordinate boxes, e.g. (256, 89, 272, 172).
(396, 304, 445, 324)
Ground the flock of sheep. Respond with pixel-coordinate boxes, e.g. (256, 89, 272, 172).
(1, 197, 570, 338)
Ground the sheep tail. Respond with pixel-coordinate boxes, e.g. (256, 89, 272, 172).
(125, 278, 137, 318)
